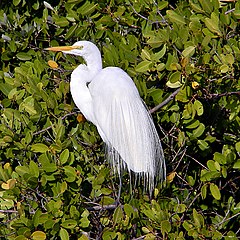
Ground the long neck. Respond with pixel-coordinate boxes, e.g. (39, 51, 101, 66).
(70, 47, 102, 124)
(83, 49, 102, 77)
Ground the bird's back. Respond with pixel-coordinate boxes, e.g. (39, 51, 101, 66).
(89, 67, 165, 192)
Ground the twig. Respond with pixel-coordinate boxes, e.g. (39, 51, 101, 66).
(33, 125, 52, 136)
(33, 111, 78, 136)
(185, 154, 208, 170)
(215, 199, 232, 227)
(216, 212, 240, 228)
(225, 8, 235, 15)
(209, 91, 240, 99)
(180, 191, 202, 222)
(175, 172, 191, 187)
(0, 210, 18, 213)
(172, 147, 187, 172)
(149, 88, 181, 114)
(153, 0, 169, 26)
(86, 204, 118, 211)
(129, 2, 156, 24)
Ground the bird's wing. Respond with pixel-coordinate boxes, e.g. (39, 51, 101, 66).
(89, 67, 165, 189)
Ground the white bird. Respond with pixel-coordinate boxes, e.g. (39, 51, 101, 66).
(46, 41, 166, 194)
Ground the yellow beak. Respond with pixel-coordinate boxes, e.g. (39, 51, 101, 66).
(45, 46, 81, 52)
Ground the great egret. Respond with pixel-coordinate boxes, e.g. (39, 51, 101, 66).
(46, 41, 166, 194)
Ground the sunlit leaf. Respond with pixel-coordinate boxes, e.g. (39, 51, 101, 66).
(31, 231, 47, 240)
(48, 60, 59, 69)
(31, 143, 49, 153)
(210, 183, 221, 200)
(1, 179, 16, 190)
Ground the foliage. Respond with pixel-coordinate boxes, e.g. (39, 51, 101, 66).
(0, 0, 239, 239)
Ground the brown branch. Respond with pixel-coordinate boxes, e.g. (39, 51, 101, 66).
(149, 88, 181, 114)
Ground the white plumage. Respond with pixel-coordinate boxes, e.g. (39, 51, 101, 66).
(47, 41, 166, 193)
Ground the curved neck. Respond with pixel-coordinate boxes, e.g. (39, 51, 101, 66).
(85, 51, 102, 72)
(69, 44, 102, 124)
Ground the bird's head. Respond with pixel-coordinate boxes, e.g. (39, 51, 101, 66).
(46, 41, 99, 57)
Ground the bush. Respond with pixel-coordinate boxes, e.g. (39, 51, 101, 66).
(0, 0, 239, 239)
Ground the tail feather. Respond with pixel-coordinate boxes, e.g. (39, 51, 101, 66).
(97, 95, 166, 193)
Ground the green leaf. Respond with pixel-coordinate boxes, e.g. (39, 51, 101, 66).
(19, 96, 37, 115)
(192, 123, 205, 138)
(59, 228, 69, 240)
(201, 184, 207, 199)
(29, 160, 39, 177)
(166, 71, 182, 88)
(113, 206, 123, 225)
(213, 152, 226, 164)
(61, 219, 77, 229)
(185, 119, 200, 129)
(80, 217, 90, 228)
(16, 52, 32, 61)
(233, 160, 240, 169)
(33, 209, 42, 228)
(31, 231, 46, 240)
(77, 1, 97, 16)
(158, 1, 168, 10)
(135, 60, 152, 72)
(55, 17, 69, 27)
(235, 142, 240, 152)
(210, 183, 221, 200)
(161, 220, 171, 235)
(182, 46, 195, 57)
(65, 24, 78, 40)
(13, 0, 21, 6)
(204, 13, 222, 36)
(63, 166, 76, 182)
(207, 160, 220, 171)
(102, 228, 117, 240)
(193, 100, 203, 116)
(169, 71, 181, 83)
(60, 149, 69, 165)
(233, 9, 240, 19)
(199, 0, 213, 13)
(152, 44, 167, 61)
(166, 81, 182, 88)
(1, 179, 16, 190)
(31, 143, 49, 153)
(201, 169, 221, 181)
(193, 208, 204, 227)
(124, 204, 135, 218)
(220, 64, 229, 73)
(141, 49, 151, 60)
(197, 140, 209, 151)
(167, 10, 186, 25)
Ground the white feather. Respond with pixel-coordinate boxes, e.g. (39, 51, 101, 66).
(52, 41, 166, 193)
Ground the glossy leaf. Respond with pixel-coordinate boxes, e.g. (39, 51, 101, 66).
(31, 143, 49, 153)
(135, 60, 152, 72)
(210, 183, 221, 200)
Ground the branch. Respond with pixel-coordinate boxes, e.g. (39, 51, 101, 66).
(149, 88, 181, 114)
(86, 204, 118, 211)
(0, 209, 18, 213)
(209, 91, 240, 99)
(185, 154, 208, 170)
(129, 2, 156, 23)
(216, 212, 240, 228)
(33, 111, 78, 136)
